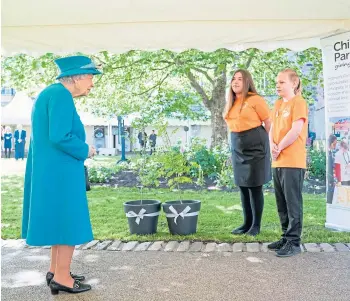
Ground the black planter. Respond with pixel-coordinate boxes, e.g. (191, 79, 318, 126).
(162, 200, 201, 235)
(124, 200, 161, 235)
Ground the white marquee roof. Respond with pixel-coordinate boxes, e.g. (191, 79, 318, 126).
(1, 92, 33, 125)
(2, 0, 350, 55)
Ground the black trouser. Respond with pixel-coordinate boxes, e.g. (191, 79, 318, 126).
(273, 168, 305, 246)
(239, 185, 264, 230)
(4, 148, 11, 158)
(150, 143, 156, 155)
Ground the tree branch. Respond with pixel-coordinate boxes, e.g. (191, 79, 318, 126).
(172, 55, 211, 109)
(133, 72, 171, 96)
(186, 70, 211, 109)
(191, 67, 215, 85)
(150, 62, 175, 71)
(245, 49, 257, 69)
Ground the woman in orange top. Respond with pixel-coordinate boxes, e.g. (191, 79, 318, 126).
(224, 69, 271, 236)
(268, 69, 308, 257)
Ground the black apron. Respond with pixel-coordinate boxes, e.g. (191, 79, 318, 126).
(231, 126, 271, 187)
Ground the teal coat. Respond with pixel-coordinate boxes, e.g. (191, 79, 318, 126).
(22, 83, 93, 246)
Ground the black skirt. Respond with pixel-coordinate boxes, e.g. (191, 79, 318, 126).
(231, 126, 271, 187)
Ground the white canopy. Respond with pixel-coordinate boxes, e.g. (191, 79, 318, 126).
(1, 92, 33, 125)
(2, 0, 350, 55)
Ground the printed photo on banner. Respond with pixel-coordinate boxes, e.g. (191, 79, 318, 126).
(327, 117, 350, 207)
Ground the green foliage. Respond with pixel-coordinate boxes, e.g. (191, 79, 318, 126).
(157, 148, 193, 192)
(307, 148, 326, 179)
(88, 166, 114, 183)
(185, 138, 231, 179)
(215, 163, 235, 189)
(1, 48, 323, 127)
(186, 138, 218, 177)
(88, 162, 126, 183)
(129, 156, 162, 188)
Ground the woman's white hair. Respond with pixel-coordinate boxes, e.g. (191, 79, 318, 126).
(58, 74, 90, 84)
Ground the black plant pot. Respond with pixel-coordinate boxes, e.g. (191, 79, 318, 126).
(162, 200, 201, 235)
(124, 200, 161, 235)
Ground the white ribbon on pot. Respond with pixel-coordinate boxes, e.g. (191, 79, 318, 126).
(165, 205, 199, 225)
(126, 208, 160, 225)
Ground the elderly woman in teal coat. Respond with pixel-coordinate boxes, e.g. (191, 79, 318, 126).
(22, 55, 100, 295)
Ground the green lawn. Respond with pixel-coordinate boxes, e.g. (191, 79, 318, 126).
(1, 175, 349, 243)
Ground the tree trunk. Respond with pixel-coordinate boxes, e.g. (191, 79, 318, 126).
(185, 64, 228, 148)
(209, 70, 227, 148)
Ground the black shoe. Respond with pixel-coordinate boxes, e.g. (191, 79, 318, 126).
(246, 226, 260, 236)
(267, 238, 287, 250)
(276, 241, 301, 257)
(46, 272, 85, 286)
(231, 224, 251, 235)
(49, 279, 91, 295)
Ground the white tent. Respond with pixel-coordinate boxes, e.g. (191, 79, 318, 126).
(2, 0, 349, 55)
(1, 92, 33, 125)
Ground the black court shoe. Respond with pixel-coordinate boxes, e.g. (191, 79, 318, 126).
(49, 279, 91, 295)
(46, 272, 85, 286)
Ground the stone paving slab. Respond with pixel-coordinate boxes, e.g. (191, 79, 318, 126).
(177, 241, 190, 252)
(134, 242, 152, 251)
(122, 241, 138, 251)
(246, 243, 260, 253)
(189, 242, 203, 252)
(164, 241, 179, 252)
(204, 243, 217, 252)
(261, 243, 271, 252)
(107, 240, 122, 251)
(232, 243, 244, 252)
(334, 243, 349, 252)
(304, 243, 321, 252)
(81, 240, 99, 250)
(217, 243, 232, 252)
(94, 240, 113, 250)
(2, 239, 350, 254)
(320, 243, 335, 253)
(147, 241, 165, 251)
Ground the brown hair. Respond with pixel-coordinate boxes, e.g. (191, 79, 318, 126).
(280, 68, 302, 96)
(328, 134, 337, 146)
(223, 69, 258, 117)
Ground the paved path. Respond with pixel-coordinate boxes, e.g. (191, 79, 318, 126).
(1, 158, 26, 176)
(2, 246, 350, 301)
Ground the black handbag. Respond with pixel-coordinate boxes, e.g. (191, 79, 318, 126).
(84, 165, 91, 191)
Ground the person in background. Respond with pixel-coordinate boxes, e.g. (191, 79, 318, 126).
(149, 130, 157, 155)
(327, 134, 337, 204)
(22, 55, 100, 295)
(268, 69, 308, 257)
(4, 126, 13, 158)
(14, 124, 27, 160)
(223, 69, 271, 237)
(138, 131, 145, 152)
(308, 123, 316, 148)
(334, 139, 350, 186)
(1, 126, 4, 154)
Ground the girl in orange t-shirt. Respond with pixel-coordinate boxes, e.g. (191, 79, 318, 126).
(224, 69, 271, 236)
(268, 69, 308, 257)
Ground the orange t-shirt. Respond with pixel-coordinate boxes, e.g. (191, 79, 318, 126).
(271, 95, 308, 169)
(224, 94, 270, 132)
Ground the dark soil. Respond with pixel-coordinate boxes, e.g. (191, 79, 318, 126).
(92, 170, 326, 195)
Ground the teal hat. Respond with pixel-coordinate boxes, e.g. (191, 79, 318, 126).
(54, 55, 102, 79)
